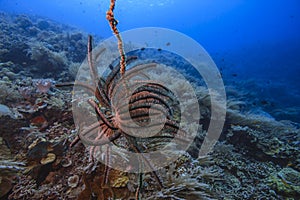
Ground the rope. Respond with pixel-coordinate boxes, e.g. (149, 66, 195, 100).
(106, 0, 126, 76)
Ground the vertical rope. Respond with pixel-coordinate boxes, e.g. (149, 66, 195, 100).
(106, 0, 126, 76)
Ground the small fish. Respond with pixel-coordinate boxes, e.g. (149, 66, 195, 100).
(287, 163, 293, 167)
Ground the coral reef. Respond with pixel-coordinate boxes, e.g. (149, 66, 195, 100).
(0, 12, 299, 200)
(2, 64, 298, 199)
(0, 12, 94, 80)
(267, 167, 300, 197)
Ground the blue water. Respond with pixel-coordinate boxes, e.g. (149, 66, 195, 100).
(1, 0, 300, 120)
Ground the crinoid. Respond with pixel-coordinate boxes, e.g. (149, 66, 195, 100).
(60, 36, 190, 199)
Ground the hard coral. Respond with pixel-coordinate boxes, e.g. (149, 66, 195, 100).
(68, 174, 79, 188)
(32, 78, 55, 93)
(0, 79, 21, 104)
(28, 42, 68, 73)
(267, 167, 300, 197)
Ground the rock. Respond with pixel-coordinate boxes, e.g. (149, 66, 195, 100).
(0, 104, 14, 118)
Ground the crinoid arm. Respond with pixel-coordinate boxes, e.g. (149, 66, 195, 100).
(79, 121, 121, 146)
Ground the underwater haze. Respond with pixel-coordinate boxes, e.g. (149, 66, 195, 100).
(1, 0, 300, 199)
(1, 0, 300, 121)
